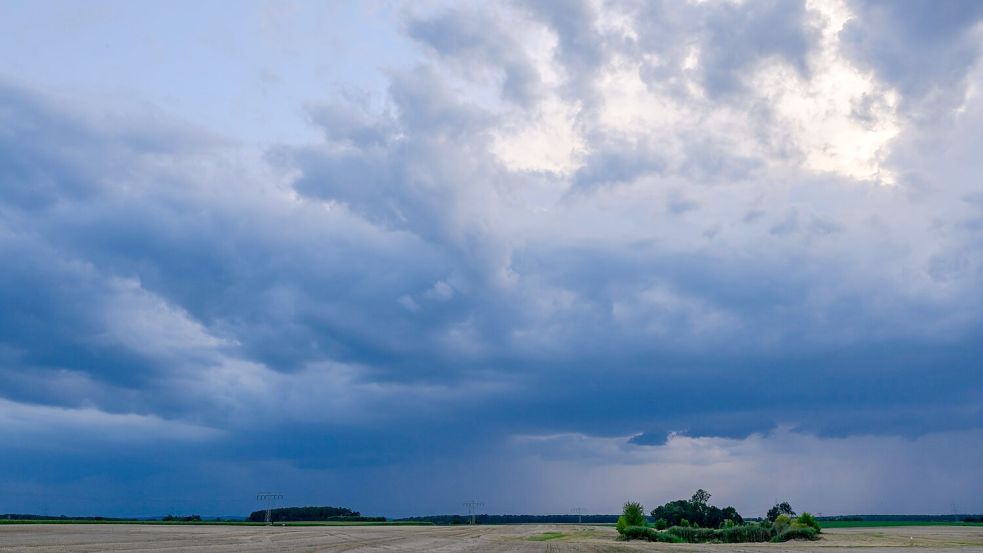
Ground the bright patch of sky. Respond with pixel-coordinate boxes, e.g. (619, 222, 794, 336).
(0, 1, 414, 147)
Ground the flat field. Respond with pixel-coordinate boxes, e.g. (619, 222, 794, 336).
(1, 523, 982, 552)
(821, 521, 983, 528)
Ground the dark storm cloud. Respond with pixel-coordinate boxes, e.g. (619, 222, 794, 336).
(841, 0, 983, 111)
(632, 0, 819, 96)
(407, 7, 544, 106)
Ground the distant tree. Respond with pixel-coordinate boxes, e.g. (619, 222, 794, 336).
(617, 501, 646, 534)
(721, 506, 741, 524)
(655, 518, 668, 530)
(691, 489, 711, 506)
(767, 502, 796, 522)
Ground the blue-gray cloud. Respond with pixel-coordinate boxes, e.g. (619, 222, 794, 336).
(841, 0, 983, 111)
(2, 0, 983, 517)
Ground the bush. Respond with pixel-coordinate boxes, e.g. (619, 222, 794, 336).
(620, 527, 685, 543)
(616, 516, 628, 535)
(796, 512, 821, 532)
(622, 502, 646, 527)
(654, 518, 668, 530)
(621, 525, 649, 540)
(667, 526, 717, 542)
(679, 518, 690, 527)
(718, 524, 773, 543)
(648, 529, 685, 543)
(772, 527, 819, 542)
(774, 514, 792, 533)
(666, 524, 773, 544)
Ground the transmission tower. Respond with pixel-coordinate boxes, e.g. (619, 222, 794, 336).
(256, 492, 283, 525)
(463, 500, 484, 525)
(571, 507, 588, 524)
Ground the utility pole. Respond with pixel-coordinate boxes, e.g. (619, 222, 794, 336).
(572, 507, 588, 524)
(256, 492, 283, 525)
(463, 500, 484, 525)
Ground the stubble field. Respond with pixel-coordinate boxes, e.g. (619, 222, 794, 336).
(1, 523, 982, 552)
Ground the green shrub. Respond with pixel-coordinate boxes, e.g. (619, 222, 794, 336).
(622, 502, 646, 527)
(774, 514, 792, 533)
(621, 527, 685, 543)
(667, 526, 717, 542)
(796, 512, 821, 532)
(721, 518, 736, 528)
(679, 518, 690, 527)
(615, 516, 628, 535)
(665, 524, 773, 543)
(654, 518, 668, 530)
(621, 525, 650, 540)
(648, 530, 685, 543)
(718, 524, 773, 543)
(772, 527, 819, 542)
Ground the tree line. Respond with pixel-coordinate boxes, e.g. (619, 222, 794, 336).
(246, 506, 384, 523)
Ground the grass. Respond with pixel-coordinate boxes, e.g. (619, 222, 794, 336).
(528, 531, 567, 541)
(0, 519, 433, 526)
(821, 521, 983, 528)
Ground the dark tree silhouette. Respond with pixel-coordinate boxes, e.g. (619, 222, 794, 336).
(767, 502, 796, 522)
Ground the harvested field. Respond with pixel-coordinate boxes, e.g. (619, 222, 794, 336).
(1, 523, 982, 552)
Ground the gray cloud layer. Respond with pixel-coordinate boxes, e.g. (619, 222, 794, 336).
(1, 0, 982, 516)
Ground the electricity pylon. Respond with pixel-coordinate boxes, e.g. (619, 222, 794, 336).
(463, 500, 484, 525)
(572, 507, 588, 523)
(256, 492, 283, 525)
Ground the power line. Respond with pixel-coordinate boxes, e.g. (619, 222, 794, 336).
(571, 507, 588, 524)
(256, 492, 283, 525)
(463, 500, 484, 525)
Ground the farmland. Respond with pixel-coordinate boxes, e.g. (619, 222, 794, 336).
(1, 523, 982, 552)
(821, 520, 983, 528)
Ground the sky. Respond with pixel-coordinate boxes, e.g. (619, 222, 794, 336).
(1, 0, 982, 519)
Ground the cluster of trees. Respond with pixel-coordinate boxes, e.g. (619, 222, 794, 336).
(617, 490, 822, 544)
(162, 514, 201, 522)
(246, 506, 384, 523)
(649, 489, 743, 528)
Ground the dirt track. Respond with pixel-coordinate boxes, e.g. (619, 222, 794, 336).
(1, 524, 982, 552)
